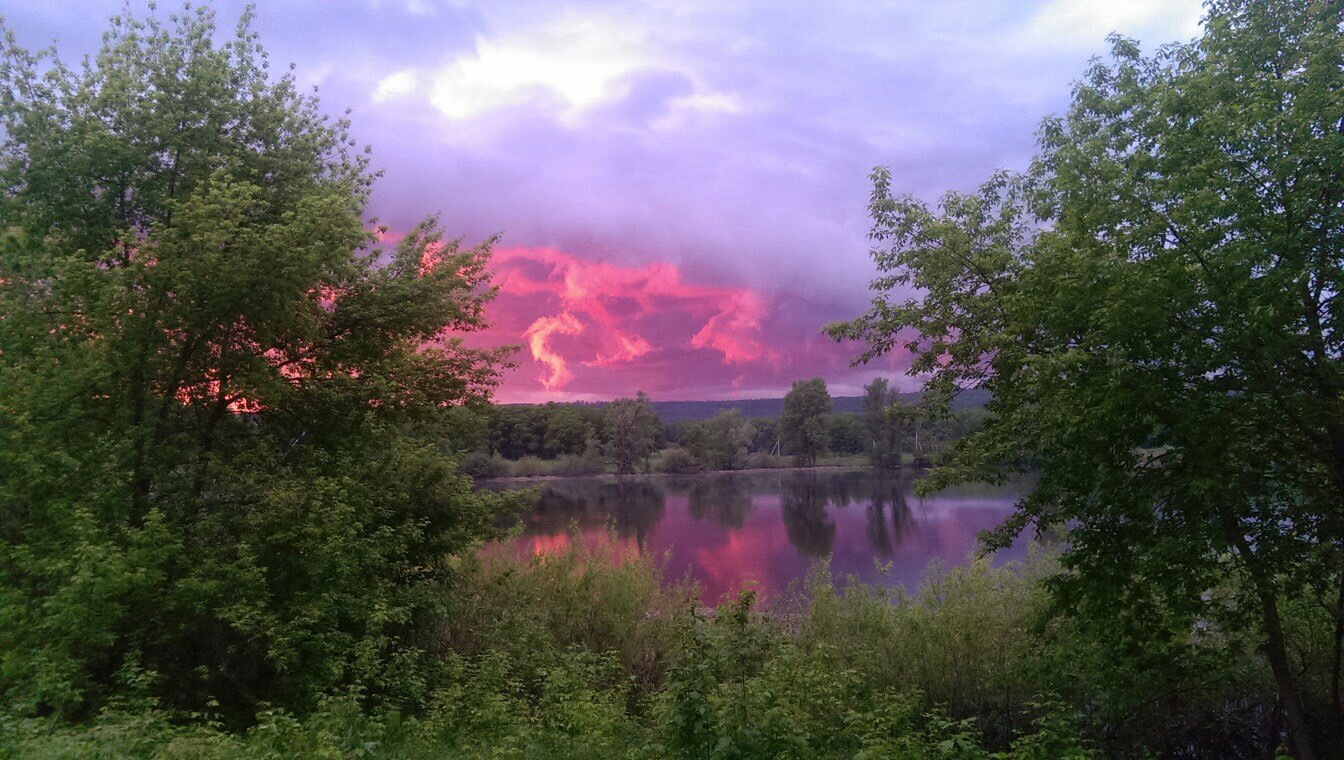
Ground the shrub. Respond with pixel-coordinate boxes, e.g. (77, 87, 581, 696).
(459, 452, 508, 480)
(653, 447, 704, 474)
(744, 453, 790, 470)
(505, 456, 554, 478)
(551, 451, 607, 477)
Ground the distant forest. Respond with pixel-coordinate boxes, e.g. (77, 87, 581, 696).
(545, 387, 992, 424)
(458, 381, 991, 479)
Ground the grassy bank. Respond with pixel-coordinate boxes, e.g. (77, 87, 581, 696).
(4, 538, 1328, 759)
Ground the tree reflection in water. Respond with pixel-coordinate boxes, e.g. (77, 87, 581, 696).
(863, 475, 911, 557)
(779, 472, 837, 557)
(684, 477, 752, 529)
(484, 469, 1028, 599)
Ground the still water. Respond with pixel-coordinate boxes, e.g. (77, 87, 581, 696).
(484, 469, 1028, 603)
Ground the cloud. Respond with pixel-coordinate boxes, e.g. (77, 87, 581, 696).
(8, 0, 1202, 401)
(523, 312, 584, 389)
(689, 291, 775, 366)
(589, 331, 652, 368)
(426, 12, 651, 120)
(1020, 0, 1203, 48)
(466, 244, 909, 402)
(373, 68, 419, 102)
(492, 246, 780, 391)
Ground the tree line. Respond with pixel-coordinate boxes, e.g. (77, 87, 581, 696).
(460, 378, 988, 478)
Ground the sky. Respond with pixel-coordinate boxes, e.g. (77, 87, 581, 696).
(6, 1, 1204, 402)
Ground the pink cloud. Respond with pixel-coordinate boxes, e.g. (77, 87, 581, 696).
(493, 246, 782, 392)
(446, 243, 910, 402)
(690, 290, 777, 365)
(523, 312, 584, 390)
(589, 330, 653, 367)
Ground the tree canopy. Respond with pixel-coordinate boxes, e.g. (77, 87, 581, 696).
(830, 1, 1344, 756)
(604, 391, 661, 474)
(781, 378, 832, 466)
(861, 378, 906, 469)
(0, 6, 524, 721)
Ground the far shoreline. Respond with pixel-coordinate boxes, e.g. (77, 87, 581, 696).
(477, 463, 918, 485)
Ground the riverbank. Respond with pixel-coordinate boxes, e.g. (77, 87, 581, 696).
(478, 460, 879, 484)
(465, 452, 933, 482)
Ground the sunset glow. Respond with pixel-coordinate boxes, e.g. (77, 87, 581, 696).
(485, 246, 790, 397)
(6, 1, 1202, 402)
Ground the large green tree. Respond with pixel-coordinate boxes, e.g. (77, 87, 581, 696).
(831, 1, 1343, 756)
(0, 7, 523, 721)
(604, 391, 660, 474)
(861, 378, 905, 469)
(781, 378, 831, 466)
(688, 409, 755, 471)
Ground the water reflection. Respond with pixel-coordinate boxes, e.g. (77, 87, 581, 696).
(484, 469, 1029, 603)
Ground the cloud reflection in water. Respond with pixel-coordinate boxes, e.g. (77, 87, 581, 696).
(488, 470, 1030, 604)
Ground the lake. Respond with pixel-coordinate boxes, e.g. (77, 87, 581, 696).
(484, 468, 1030, 603)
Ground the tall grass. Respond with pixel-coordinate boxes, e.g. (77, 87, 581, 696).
(5, 537, 1326, 758)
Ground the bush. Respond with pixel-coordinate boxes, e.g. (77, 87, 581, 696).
(459, 452, 508, 480)
(550, 450, 607, 477)
(9, 541, 1307, 758)
(653, 447, 704, 474)
(493, 452, 607, 478)
(792, 556, 1053, 737)
(440, 536, 694, 693)
(505, 456, 555, 478)
(744, 452, 790, 470)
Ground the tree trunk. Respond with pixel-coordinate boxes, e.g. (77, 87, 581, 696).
(1332, 569, 1343, 759)
(1223, 510, 1319, 760)
(1253, 580, 1318, 760)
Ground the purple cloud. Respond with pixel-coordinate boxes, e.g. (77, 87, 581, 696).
(4, 0, 1203, 399)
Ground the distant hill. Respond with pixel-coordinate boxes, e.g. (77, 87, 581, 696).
(648, 388, 990, 424)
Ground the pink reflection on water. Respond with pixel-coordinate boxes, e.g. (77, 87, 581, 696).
(486, 471, 1029, 603)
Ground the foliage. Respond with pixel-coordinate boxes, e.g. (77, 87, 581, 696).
(2, 546, 1115, 760)
(780, 378, 832, 466)
(8, 2, 1339, 758)
(829, 1, 1344, 755)
(471, 384, 982, 474)
(653, 446, 705, 474)
(5, 533, 1334, 757)
(682, 409, 755, 470)
(485, 403, 606, 460)
(827, 412, 867, 456)
(862, 378, 906, 468)
(604, 391, 662, 475)
(0, 6, 527, 721)
(743, 452, 790, 470)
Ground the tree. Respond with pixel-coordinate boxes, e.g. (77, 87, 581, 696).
(0, 6, 525, 721)
(826, 413, 867, 456)
(830, 2, 1343, 755)
(604, 391, 660, 474)
(749, 417, 779, 455)
(781, 378, 831, 466)
(861, 378, 904, 468)
(689, 409, 755, 470)
(540, 403, 598, 458)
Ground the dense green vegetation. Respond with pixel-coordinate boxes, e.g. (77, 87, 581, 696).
(829, 2, 1344, 756)
(460, 382, 986, 478)
(0, 3, 529, 726)
(1, 1, 1340, 758)
(3, 541, 1335, 758)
